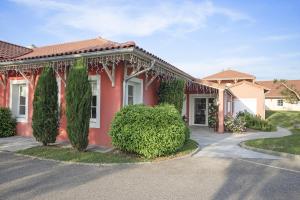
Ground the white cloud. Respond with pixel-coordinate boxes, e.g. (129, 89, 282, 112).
(263, 34, 300, 42)
(278, 52, 300, 58)
(11, 0, 253, 37)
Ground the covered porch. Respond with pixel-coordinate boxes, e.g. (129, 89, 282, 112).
(184, 81, 233, 133)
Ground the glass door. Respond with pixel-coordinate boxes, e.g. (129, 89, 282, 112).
(194, 98, 207, 125)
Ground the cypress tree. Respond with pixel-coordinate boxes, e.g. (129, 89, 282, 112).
(32, 66, 59, 145)
(66, 58, 92, 151)
(158, 79, 185, 112)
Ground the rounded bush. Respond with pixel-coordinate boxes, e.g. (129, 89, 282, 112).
(0, 107, 16, 137)
(110, 104, 186, 158)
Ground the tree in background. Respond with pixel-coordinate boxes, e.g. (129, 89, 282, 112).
(32, 66, 59, 145)
(66, 58, 92, 151)
(274, 79, 300, 104)
(158, 79, 185, 113)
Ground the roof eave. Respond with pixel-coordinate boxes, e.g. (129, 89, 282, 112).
(0, 46, 194, 81)
(203, 77, 255, 81)
(0, 47, 135, 66)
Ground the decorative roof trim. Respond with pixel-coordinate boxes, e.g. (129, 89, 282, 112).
(0, 47, 194, 81)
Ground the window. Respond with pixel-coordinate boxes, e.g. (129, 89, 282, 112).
(277, 99, 283, 106)
(89, 75, 100, 128)
(126, 78, 143, 105)
(10, 80, 28, 122)
(127, 85, 134, 105)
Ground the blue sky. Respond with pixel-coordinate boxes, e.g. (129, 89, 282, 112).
(1, 0, 300, 80)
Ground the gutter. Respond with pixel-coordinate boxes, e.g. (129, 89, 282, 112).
(0, 47, 194, 81)
(0, 47, 135, 66)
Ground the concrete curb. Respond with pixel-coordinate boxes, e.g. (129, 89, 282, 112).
(239, 142, 300, 162)
(9, 141, 200, 167)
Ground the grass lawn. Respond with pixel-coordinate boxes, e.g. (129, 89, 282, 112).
(245, 111, 300, 155)
(245, 129, 300, 155)
(266, 110, 300, 128)
(17, 139, 198, 164)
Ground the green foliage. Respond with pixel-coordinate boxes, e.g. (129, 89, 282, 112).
(0, 107, 16, 137)
(18, 139, 198, 163)
(184, 125, 190, 142)
(281, 89, 299, 104)
(266, 111, 300, 129)
(245, 133, 300, 155)
(109, 104, 186, 158)
(273, 79, 300, 104)
(224, 114, 246, 133)
(237, 111, 276, 132)
(208, 98, 218, 129)
(158, 79, 185, 112)
(66, 58, 92, 151)
(32, 67, 59, 145)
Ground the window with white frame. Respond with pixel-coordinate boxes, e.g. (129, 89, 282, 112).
(10, 80, 28, 122)
(277, 99, 283, 106)
(89, 75, 100, 128)
(127, 85, 134, 105)
(126, 78, 143, 105)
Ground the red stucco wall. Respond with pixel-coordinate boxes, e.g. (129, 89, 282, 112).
(0, 63, 159, 147)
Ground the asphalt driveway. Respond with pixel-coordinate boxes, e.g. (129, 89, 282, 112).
(0, 151, 300, 200)
(1, 128, 299, 200)
(191, 127, 291, 159)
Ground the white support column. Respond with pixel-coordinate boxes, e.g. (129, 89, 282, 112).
(145, 73, 158, 90)
(0, 74, 7, 87)
(17, 70, 34, 86)
(125, 60, 155, 82)
(54, 68, 66, 86)
(103, 63, 116, 87)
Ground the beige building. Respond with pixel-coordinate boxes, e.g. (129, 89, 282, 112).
(199, 70, 269, 119)
(258, 80, 300, 111)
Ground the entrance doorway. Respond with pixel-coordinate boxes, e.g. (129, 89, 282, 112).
(194, 98, 207, 125)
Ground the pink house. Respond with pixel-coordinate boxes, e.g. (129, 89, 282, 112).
(0, 38, 268, 147)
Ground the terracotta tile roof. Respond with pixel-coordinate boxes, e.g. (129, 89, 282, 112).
(196, 79, 225, 89)
(257, 80, 300, 98)
(202, 69, 255, 80)
(0, 37, 194, 80)
(1, 37, 135, 62)
(229, 80, 270, 92)
(0, 40, 32, 61)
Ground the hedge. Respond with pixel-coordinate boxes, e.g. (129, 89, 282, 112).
(0, 107, 16, 138)
(109, 104, 187, 158)
(237, 111, 276, 132)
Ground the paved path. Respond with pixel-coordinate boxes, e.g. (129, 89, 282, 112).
(0, 151, 299, 200)
(0, 136, 111, 153)
(0, 136, 40, 152)
(191, 127, 291, 159)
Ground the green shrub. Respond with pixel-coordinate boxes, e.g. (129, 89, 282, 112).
(224, 114, 246, 133)
(237, 111, 276, 132)
(66, 58, 92, 151)
(208, 98, 218, 129)
(32, 67, 59, 145)
(158, 80, 185, 112)
(0, 107, 16, 137)
(110, 104, 186, 158)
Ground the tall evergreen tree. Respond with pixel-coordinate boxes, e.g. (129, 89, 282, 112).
(32, 66, 59, 145)
(66, 58, 92, 151)
(158, 79, 185, 112)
